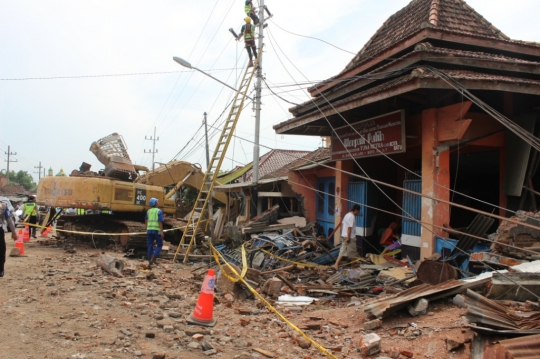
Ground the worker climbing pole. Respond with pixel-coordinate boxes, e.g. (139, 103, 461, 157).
(174, 2, 273, 263)
(240, 16, 258, 68)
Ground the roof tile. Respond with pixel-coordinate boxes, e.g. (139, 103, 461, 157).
(241, 149, 312, 182)
(344, 0, 508, 73)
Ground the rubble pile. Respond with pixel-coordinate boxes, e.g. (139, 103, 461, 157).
(6, 210, 540, 358)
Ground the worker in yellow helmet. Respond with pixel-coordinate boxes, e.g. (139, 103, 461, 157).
(238, 16, 258, 67)
(244, 0, 259, 25)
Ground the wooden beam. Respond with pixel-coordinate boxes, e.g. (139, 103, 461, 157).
(436, 101, 473, 142)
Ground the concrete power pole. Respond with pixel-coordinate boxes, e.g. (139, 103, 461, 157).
(203, 112, 210, 170)
(144, 127, 159, 171)
(251, 0, 265, 185)
(34, 161, 43, 180)
(4, 145, 17, 182)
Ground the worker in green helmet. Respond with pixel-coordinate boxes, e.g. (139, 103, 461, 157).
(244, 0, 259, 25)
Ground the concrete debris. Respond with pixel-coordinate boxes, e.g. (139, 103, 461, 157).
(452, 294, 466, 308)
(487, 272, 540, 301)
(96, 255, 125, 277)
(261, 277, 283, 297)
(360, 333, 381, 356)
(365, 319, 382, 330)
(407, 298, 429, 317)
(446, 335, 465, 351)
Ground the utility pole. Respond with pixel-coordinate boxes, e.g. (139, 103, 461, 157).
(43, 168, 46, 178)
(34, 161, 43, 180)
(252, 0, 265, 185)
(203, 112, 213, 231)
(203, 112, 210, 170)
(4, 145, 17, 183)
(144, 127, 159, 171)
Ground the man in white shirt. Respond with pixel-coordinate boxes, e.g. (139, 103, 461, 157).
(333, 204, 360, 270)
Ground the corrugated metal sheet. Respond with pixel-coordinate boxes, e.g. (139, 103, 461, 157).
(402, 179, 421, 237)
(499, 334, 540, 358)
(465, 289, 540, 332)
(363, 279, 463, 318)
(450, 214, 494, 256)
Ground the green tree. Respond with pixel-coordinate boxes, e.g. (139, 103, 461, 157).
(6, 170, 37, 191)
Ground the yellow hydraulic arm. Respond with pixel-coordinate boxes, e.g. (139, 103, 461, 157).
(174, 48, 263, 262)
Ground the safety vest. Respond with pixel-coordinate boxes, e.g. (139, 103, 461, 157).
(244, 24, 255, 40)
(24, 202, 37, 216)
(77, 208, 85, 215)
(147, 208, 160, 231)
(245, 1, 252, 14)
(101, 210, 110, 214)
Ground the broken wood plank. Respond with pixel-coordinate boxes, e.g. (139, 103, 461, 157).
(261, 265, 295, 275)
(252, 348, 276, 358)
(276, 273, 297, 291)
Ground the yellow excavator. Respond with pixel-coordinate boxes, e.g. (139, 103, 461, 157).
(36, 133, 236, 249)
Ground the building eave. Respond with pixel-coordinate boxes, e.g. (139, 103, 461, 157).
(275, 73, 540, 135)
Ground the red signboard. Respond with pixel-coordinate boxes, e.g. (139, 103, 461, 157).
(331, 110, 406, 160)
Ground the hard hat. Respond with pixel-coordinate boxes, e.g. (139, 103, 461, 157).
(149, 198, 158, 207)
(245, 16, 251, 23)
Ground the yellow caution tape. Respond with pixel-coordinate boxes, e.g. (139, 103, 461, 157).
(210, 243, 339, 359)
(211, 245, 248, 283)
(20, 222, 180, 236)
(260, 249, 329, 268)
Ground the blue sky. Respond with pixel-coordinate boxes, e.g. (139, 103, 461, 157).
(1, 0, 539, 181)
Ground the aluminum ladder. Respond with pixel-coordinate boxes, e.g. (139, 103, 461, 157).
(174, 49, 263, 263)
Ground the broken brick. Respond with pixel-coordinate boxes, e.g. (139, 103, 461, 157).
(400, 349, 414, 357)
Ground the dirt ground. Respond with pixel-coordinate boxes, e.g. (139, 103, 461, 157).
(1, 233, 473, 359)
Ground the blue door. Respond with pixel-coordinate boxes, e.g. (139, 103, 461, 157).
(348, 181, 377, 236)
(402, 179, 422, 247)
(316, 177, 335, 237)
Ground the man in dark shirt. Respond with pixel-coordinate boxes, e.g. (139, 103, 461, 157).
(1, 199, 18, 277)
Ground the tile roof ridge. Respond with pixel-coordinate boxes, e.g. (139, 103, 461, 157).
(428, 0, 440, 26)
(453, 0, 509, 40)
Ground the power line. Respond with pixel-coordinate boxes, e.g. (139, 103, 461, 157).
(0, 69, 240, 81)
(269, 18, 356, 55)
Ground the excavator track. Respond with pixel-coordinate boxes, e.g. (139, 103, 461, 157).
(56, 215, 147, 249)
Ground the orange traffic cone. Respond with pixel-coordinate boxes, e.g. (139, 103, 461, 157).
(23, 226, 30, 242)
(41, 225, 52, 237)
(14, 234, 25, 256)
(187, 269, 216, 327)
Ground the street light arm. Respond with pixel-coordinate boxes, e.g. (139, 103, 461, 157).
(172, 56, 253, 101)
(192, 67, 239, 93)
